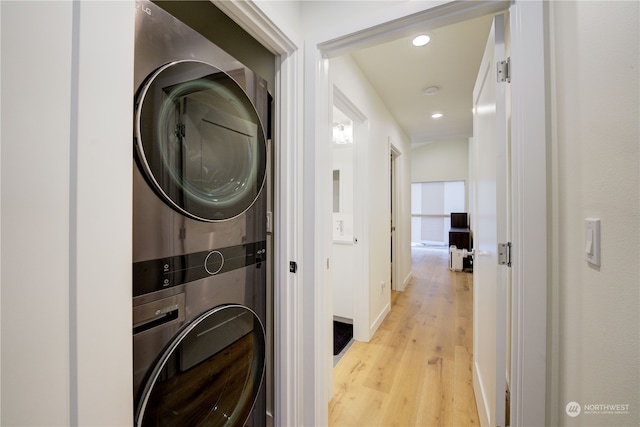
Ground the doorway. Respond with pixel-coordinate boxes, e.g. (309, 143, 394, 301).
(389, 142, 401, 292)
(311, 3, 547, 426)
(331, 87, 368, 346)
(331, 103, 355, 361)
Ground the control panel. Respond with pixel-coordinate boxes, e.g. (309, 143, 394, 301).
(133, 240, 267, 297)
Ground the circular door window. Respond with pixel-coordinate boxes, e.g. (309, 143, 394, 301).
(135, 305, 265, 427)
(135, 60, 267, 221)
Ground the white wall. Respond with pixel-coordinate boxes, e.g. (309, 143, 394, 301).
(300, 0, 450, 48)
(330, 54, 412, 336)
(332, 242, 354, 319)
(332, 143, 355, 320)
(1, 1, 134, 425)
(254, 0, 302, 45)
(548, 2, 639, 426)
(411, 139, 469, 183)
(332, 144, 355, 237)
(411, 139, 469, 209)
(1, 3, 73, 423)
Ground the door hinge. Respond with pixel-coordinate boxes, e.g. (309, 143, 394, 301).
(498, 242, 512, 267)
(497, 57, 511, 83)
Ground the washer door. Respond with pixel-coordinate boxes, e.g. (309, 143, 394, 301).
(135, 305, 265, 427)
(135, 60, 267, 221)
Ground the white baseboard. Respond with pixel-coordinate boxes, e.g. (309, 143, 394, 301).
(401, 271, 412, 291)
(333, 315, 353, 324)
(369, 302, 390, 338)
(473, 361, 490, 427)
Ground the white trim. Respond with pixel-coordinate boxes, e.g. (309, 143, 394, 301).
(213, 1, 296, 55)
(389, 142, 401, 158)
(369, 303, 390, 338)
(318, 0, 511, 58)
(473, 362, 491, 427)
(509, 2, 547, 425)
(211, 2, 302, 426)
(401, 271, 412, 292)
(0, 0, 3, 410)
(333, 86, 367, 123)
(354, 113, 370, 342)
(389, 140, 401, 293)
(273, 50, 304, 427)
(546, 3, 561, 425)
(303, 39, 333, 425)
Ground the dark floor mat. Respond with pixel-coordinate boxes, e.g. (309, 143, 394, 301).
(333, 321, 353, 355)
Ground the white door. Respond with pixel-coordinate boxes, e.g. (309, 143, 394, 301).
(472, 14, 510, 427)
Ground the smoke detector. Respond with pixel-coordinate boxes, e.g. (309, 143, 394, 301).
(424, 86, 440, 96)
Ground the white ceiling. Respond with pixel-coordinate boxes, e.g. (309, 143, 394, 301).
(349, 13, 494, 145)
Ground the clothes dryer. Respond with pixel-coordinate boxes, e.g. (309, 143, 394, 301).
(132, 2, 268, 426)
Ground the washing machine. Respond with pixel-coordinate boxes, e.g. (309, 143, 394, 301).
(132, 1, 268, 426)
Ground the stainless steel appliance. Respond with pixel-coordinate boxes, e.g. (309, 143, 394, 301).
(132, 2, 268, 425)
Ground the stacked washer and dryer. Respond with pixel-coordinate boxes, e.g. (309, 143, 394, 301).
(132, 2, 269, 426)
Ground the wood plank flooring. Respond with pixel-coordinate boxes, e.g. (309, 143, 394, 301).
(329, 247, 479, 427)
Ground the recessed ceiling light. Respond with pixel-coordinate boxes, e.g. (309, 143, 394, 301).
(424, 86, 440, 96)
(412, 34, 431, 47)
(431, 113, 443, 119)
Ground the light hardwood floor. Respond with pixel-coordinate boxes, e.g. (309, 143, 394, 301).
(329, 247, 479, 427)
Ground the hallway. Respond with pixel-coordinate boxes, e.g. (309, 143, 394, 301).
(329, 247, 479, 426)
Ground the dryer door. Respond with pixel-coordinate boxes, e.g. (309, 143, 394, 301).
(135, 60, 267, 221)
(135, 305, 265, 427)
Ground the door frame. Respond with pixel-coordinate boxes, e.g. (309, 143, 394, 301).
(314, 2, 547, 426)
(216, 1, 548, 426)
(332, 86, 370, 343)
(212, 2, 303, 426)
(389, 141, 402, 292)
(506, 3, 548, 425)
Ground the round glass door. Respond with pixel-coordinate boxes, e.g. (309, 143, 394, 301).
(135, 305, 265, 427)
(135, 60, 267, 221)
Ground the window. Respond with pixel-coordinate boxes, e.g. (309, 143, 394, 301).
(411, 181, 465, 246)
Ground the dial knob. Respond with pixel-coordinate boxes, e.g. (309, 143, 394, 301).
(204, 250, 224, 275)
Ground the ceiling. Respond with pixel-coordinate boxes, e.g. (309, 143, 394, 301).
(349, 13, 494, 146)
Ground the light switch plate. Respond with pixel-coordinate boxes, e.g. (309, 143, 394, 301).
(585, 218, 600, 267)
